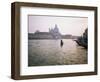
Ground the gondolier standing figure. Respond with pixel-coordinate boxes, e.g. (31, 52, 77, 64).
(60, 39, 63, 47)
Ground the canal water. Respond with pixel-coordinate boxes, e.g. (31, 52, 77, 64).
(28, 39, 87, 66)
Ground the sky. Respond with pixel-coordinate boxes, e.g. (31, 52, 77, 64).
(28, 15, 88, 36)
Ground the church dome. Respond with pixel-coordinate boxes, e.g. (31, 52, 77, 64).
(54, 24, 59, 33)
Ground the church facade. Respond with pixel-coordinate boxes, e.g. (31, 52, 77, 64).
(29, 24, 62, 39)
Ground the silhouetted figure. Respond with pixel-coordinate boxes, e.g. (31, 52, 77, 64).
(60, 40, 64, 47)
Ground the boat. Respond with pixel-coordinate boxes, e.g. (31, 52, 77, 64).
(74, 37, 87, 49)
(74, 29, 88, 49)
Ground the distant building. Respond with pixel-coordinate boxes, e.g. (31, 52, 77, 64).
(29, 24, 62, 39)
(49, 24, 61, 39)
(62, 34, 72, 39)
(28, 24, 78, 39)
(33, 32, 53, 39)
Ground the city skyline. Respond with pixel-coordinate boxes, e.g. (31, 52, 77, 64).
(28, 15, 88, 36)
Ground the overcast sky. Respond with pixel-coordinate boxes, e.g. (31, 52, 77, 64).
(28, 15, 88, 36)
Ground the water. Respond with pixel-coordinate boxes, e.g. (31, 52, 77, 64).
(28, 39, 87, 66)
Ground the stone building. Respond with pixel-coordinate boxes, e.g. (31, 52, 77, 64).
(28, 24, 62, 39)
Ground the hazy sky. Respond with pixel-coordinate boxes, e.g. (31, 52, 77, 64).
(28, 15, 88, 36)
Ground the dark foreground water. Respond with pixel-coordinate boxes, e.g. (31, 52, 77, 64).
(28, 39, 87, 66)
